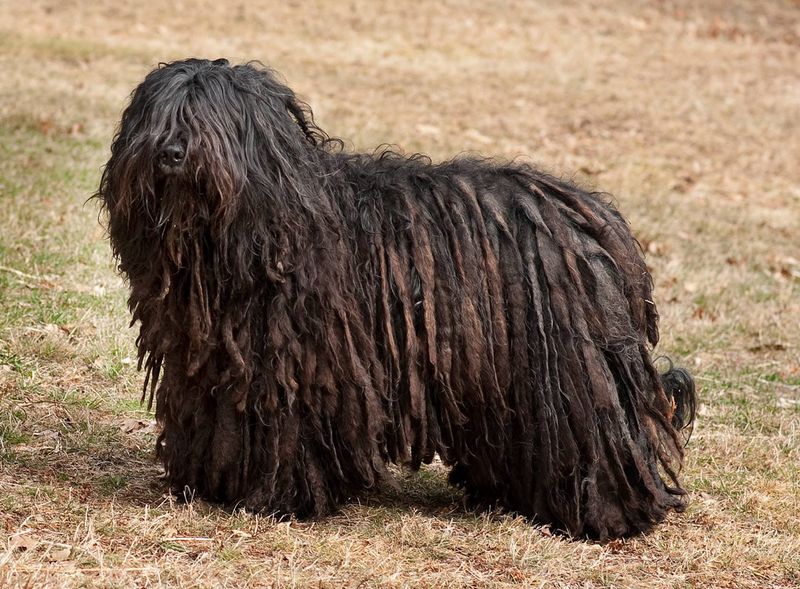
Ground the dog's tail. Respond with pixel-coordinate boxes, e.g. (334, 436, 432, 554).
(660, 363, 697, 445)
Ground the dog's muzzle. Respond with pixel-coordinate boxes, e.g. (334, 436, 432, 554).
(158, 143, 186, 175)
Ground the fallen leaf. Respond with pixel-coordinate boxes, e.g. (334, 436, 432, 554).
(48, 545, 72, 561)
(748, 343, 786, 353)
(121, 418, 157, 433)
(10, 534, 38, 552)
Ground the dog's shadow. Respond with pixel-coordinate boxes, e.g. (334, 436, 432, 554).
(222, 462, 546, 534)
(360, 462, 467, 517)
(9, 427, 560, 538)
(161, 461, 471, 520)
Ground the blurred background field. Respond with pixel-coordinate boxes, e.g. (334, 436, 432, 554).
(0, 1, 798, 587)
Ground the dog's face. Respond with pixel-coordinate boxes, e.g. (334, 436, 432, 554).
(98, 58, 324, 237)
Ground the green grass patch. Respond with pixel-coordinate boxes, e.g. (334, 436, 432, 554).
(762, 372, 800, 387)
(0, 424, 31, 447)
(99, 474, 129, 495)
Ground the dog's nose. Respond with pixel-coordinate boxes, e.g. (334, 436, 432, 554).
(159, 144, 185, 170)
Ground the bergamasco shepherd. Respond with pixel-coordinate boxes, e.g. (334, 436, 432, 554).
(97, 58, 695, 540)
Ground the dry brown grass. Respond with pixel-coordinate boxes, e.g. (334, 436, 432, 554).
(1, 1, 798, 587)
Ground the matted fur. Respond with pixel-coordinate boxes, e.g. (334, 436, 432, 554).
(97, 58, 695, 540)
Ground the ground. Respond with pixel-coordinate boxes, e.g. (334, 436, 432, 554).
(0, 0, 798, 587)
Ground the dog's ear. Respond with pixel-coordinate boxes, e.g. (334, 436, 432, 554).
(284, 94, 342, 151)
(283, 96, 322, 146)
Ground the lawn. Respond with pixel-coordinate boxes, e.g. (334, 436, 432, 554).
(0, 0, 798, 587)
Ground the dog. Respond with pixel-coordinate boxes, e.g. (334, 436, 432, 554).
(97, 58, 695, 539)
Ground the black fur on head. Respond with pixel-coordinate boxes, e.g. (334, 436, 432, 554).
(99, 58, 334, 263)
(97, 58, 696, 540)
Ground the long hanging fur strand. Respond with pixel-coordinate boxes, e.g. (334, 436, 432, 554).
(96, 58, 696, 540)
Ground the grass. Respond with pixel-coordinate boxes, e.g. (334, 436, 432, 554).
(1, 0, 799, 587)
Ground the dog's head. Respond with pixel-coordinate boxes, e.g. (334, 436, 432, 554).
(98, 58, 329, 242)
